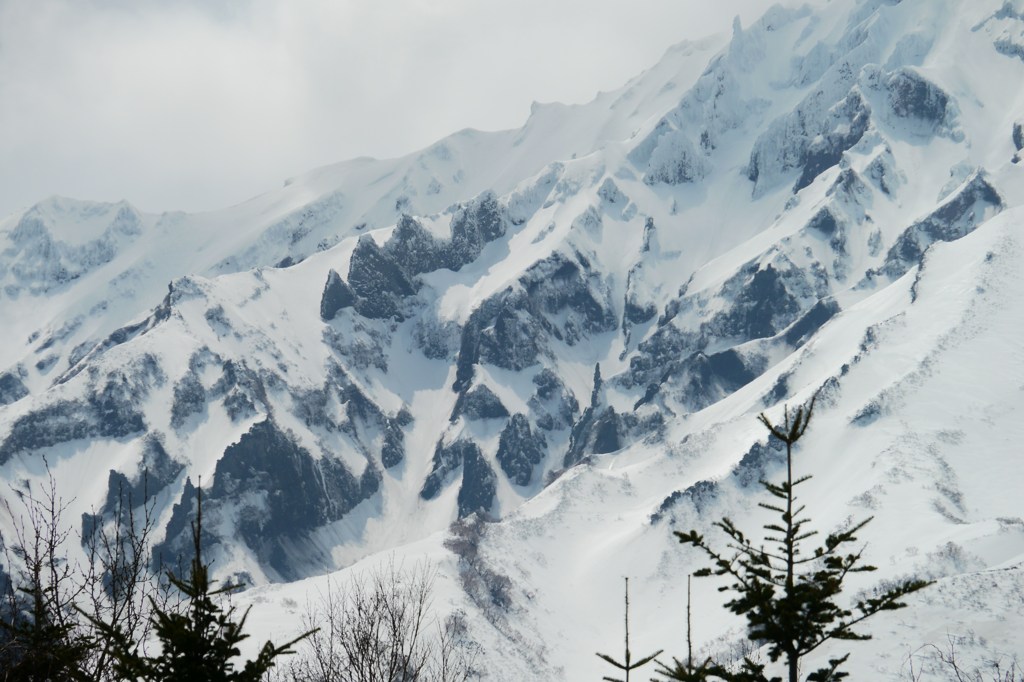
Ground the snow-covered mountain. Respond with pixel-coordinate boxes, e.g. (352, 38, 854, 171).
(3, 0, 1024, 678)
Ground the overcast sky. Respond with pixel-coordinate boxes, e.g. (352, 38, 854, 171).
(0, 0, 775, 219)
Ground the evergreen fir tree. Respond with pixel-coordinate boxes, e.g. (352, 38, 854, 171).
(596, 577, 662, 682)
(0, 475, 93, 681)
(0, 577, 92, 681)
(94, 486, 311, 681)
(673, 397, 931, 682)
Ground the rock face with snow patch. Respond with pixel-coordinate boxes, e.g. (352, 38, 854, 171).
(884, 68, 955, 133)
(456, 445, 497, 519)
(155, 419, 379, 581)
(82, 434, 184, 539)
(320, 269, 355, 321)
(528, 368, 580, 431)
(0, 355, 160, 464)
(623, 257, 820, 404)
(1, 200, 144, 295)
(748, 84, 871, 196)
(451, 252, 617, 393)
(452, 384, 509, 422)
(635, 123, 709, 185)
(347, 236, 417, 319)
(876, 172, 1003, 279)
(496, 414, 546, 486)
(446, 192, 506, 266)
(0, 369, 28, 406)
(321, 192, 511, 325)
(421, 439, 497, 519)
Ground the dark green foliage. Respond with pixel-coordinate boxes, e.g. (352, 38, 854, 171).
(673, 397, 931, 681)
(0, 579, 92, 681)
(596, 577, 662, 682)
(656, 657, 731, 682)
(0, 477, 94, 681)
(94, 488, 311, 681)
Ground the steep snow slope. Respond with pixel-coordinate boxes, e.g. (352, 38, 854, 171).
(241, 206, 1024, 678)
(3, 0, 1024, 678)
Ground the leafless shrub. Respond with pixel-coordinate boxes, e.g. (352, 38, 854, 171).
(1, 472, 90, 677)
(444, 516, 512, 619)
(284, 559, 479, 682)
(79, 474, 176, 673)
(903, 633, 1022, 682)
(0, 466, 167, 680)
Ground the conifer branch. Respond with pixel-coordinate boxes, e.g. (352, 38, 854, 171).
(596, 577, 663, 681)
(671, 392, 930, 681)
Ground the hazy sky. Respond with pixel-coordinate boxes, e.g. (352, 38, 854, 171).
(0, 0, 775, 218)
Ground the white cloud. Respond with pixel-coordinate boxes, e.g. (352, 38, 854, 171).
(0, 0, 776, 218)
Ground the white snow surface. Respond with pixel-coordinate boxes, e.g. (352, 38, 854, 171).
(2, 0, 1024, 678)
